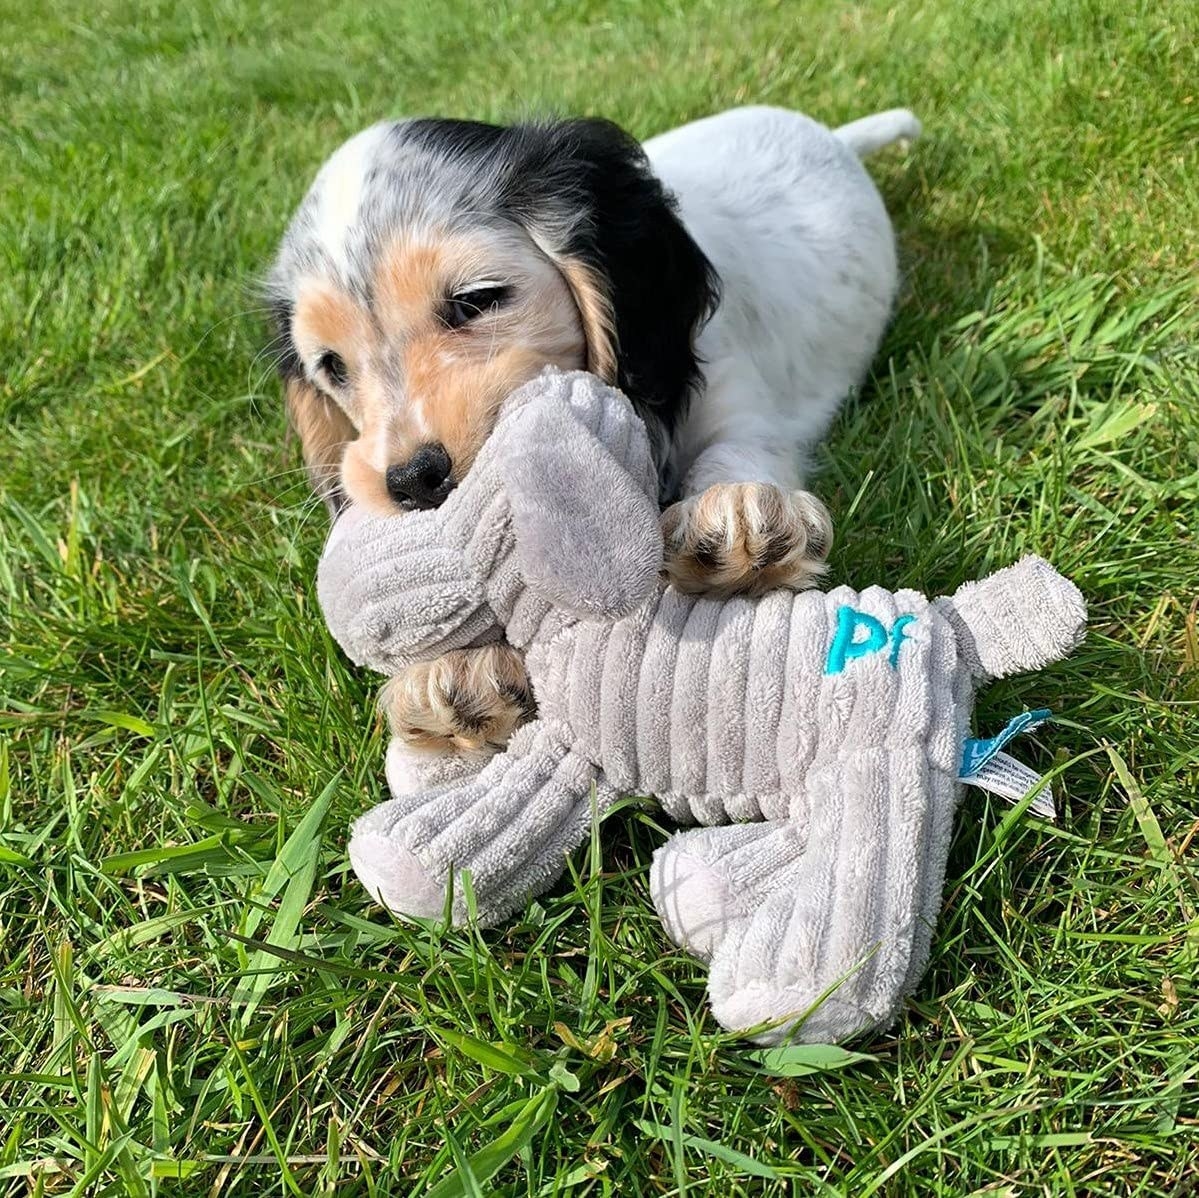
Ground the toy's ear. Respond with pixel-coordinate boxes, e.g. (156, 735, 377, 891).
(502, 385, 663, 619)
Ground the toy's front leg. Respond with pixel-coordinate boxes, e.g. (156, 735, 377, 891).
(349, 720, 617, 927)
(347, 738, 493, 923)
(706, 749, 958, 1045)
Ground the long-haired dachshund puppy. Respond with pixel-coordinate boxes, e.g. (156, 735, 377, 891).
(268, 104, 919, 756)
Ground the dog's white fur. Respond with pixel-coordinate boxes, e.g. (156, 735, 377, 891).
(643, 105, 919, 499)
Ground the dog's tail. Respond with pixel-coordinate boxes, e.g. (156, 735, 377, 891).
(834, 108, 921, 157)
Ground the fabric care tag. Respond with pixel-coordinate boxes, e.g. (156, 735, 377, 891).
(959, 709, 1056, 821)
(964, 752, 1056, 821)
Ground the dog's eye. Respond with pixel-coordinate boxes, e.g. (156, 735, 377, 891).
(317, 350, 348, 387)
(441, 285, 512, 330)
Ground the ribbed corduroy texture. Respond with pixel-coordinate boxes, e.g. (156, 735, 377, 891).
(318, 369, 1088, 1043)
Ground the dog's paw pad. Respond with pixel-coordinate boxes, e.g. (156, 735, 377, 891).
(382, 647, 535, 755)
(661, 483, 832, 598)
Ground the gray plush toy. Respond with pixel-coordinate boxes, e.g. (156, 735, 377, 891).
(318, 369, 1086, 1044)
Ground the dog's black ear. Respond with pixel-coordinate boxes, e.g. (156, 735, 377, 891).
(499, 119, 721, 453)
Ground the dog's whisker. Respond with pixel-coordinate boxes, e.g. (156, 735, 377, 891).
(235, 466, 317, 492)
(269, 490, 339, 591)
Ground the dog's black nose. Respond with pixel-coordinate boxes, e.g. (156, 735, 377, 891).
(386, 443, 453, 510)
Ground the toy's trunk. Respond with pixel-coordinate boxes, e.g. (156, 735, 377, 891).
(934, 556, 1087, 683)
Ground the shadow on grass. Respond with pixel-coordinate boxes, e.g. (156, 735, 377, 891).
(879, 131, 1030, 368)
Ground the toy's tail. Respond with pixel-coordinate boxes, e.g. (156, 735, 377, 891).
(834, 108, 921, 157)
(935, 556, 1087, 682)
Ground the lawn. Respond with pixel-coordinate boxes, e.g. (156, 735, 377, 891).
(2, 0, 1197, 1193)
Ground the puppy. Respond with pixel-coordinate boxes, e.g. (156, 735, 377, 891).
(268, 104, 918, 755)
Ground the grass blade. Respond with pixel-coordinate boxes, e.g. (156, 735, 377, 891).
(635, 1120, 780, 1181)
(425, 1088, 558, 1198)
(236, 775, 338, 1019)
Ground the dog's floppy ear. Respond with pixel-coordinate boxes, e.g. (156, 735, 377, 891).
(269, 298, 354, 515)
(501, 382, 663, 620)
(499, 119, 720, 445)
(285, 375, 354, 515)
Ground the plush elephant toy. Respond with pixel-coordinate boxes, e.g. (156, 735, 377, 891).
(318, 369, 1086, 1044)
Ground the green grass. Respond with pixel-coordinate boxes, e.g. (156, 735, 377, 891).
(2, 0, 1198, 1192)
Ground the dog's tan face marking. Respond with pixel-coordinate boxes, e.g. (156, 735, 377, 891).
(294, 285, 366, 357)
(288, 226, 587, 514)
(372, 238, 447, 318)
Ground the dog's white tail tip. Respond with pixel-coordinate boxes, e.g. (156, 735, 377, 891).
(834, 108, 922, 157)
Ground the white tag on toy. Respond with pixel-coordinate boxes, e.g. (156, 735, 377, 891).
(959, 709, 1056, 821)
(963, 752, 1056, 820)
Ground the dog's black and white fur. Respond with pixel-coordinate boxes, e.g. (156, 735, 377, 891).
(268, 103, 918, 755)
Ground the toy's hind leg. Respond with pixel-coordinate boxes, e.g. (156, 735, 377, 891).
(351, 720, 617, 927)
(707, 750, 958, 1044)
(650, 820, 806, 961)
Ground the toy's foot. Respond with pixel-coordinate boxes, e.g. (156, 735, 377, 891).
(653, 818, 878, 1044)
(708, 883, 880, 1045)
(349, 815, 447, 920)
(346, 740, 494, 922)
(385, 737, 490, 803)
(381, 643, 534, 755)
(661, 483, 832, 598)
(704, 750, 958, 1045)
(651, 821, 806, 961)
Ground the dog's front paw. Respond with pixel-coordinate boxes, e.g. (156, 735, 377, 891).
(381, 644, 535, 756)
(661, 483, 832, 597)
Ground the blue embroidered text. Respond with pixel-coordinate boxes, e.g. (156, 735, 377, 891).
(825, 606, 917, 675)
